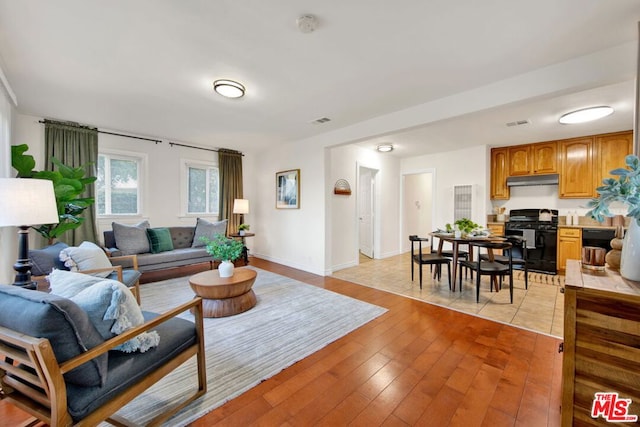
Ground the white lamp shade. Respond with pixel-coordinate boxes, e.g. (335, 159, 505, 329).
(232, 199, 249, 214)
(0, 178, 59, 227)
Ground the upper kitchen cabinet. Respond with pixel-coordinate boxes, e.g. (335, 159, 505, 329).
(559, 137, 594, 198)
(507, 141, 557, 176)
(490, 147, 510, 200)
(508, 145, 531, 176)
(594, 130, 633, 192)
(531, 141, 557, 174)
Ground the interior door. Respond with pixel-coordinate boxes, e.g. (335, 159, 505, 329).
(403, 172, 433, 252)
(359, 167, 375, 258)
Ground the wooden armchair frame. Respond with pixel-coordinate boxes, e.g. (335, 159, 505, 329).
(0, 297, 206, 426)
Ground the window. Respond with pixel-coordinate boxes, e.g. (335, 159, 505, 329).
(186, 163, 219, 215)
(97, 153, 141, 215)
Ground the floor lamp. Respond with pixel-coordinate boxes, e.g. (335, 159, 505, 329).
(0, 178, 59, 289)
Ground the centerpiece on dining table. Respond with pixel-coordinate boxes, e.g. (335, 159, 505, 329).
(437, 218, 489, 238)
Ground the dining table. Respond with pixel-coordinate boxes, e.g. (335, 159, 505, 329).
(430, 232, 506, 291)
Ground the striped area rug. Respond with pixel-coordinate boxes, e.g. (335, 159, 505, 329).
(106, 267, 387, 426)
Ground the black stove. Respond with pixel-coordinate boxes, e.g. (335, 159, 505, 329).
(505, 209, 558, 275)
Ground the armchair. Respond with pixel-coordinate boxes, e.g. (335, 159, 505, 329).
(0, 285, 206, 426)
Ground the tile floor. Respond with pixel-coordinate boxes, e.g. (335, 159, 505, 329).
(331, 253, 565, 337)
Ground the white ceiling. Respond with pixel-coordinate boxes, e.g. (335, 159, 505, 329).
(0, 1, 638, 158)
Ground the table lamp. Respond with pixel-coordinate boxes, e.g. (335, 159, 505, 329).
(0, 178, 59, 289)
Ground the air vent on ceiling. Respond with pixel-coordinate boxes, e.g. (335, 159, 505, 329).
(311, 117, 331, 124)
(506, 119, 531, 127)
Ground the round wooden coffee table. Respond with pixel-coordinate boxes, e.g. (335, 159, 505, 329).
(188, 268, 257, 318)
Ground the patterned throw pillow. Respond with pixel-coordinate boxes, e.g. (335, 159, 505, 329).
(112, 220, 151, 255)
(192, 218, 228, 247)
(146, 227, 174, 253)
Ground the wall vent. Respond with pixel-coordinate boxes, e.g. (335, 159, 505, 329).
(453, 185, 473, 221)
(506, 119, 531, 127)
(311, 117, 331, 124)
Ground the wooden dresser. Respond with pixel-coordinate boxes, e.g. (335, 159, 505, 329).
(562, 260, 640, 425)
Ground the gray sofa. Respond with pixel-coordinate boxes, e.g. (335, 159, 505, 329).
(103, 219, 229, 282)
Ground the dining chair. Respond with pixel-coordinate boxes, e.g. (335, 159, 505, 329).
(480, 235, 528, 289)
(431, 234, 472, 279)
(458, 240, 514, 303)
(409, 235, 451, 289)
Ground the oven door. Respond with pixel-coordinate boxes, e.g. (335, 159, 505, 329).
(504, 228, 557, 274)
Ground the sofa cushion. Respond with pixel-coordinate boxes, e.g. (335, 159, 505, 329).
(29, 242, 69, 276)
(169, 226, 196, 249)
(59, 241, 114, 278)
(65, 312, 196, 421)
(49, 274, 159, 353)
(112, 220, 151, 255)
(192, 218, 228, 247)
(146, 227, 174, 253)
(0, 284, 107, 387)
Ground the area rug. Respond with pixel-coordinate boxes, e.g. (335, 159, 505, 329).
(106, 267, 387, 426)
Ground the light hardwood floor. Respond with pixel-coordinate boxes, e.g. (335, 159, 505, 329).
(0, 257, 563, 426)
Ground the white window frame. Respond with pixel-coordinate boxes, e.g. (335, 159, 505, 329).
(97, 149, 147, 218)
(181, 159, 220, 217)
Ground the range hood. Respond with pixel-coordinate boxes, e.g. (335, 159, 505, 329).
(506, 173, 559, 187)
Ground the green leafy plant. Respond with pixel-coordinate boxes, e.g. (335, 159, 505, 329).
(587, 154, 640, 224)
(446, 218, 480, 234)
(200, 233, 244, 261)
(238, 223, 250, 231)
(11, 144, 97, 245)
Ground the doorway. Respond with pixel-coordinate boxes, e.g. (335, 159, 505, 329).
(358, 166, 377, 259)
(402, 171, 434, 252)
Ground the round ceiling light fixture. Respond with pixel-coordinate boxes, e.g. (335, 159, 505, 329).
(558, 106, 614, 124)
(297, 14, 319, 33)
(213, 79, 245, 98)
(377, 144, 394, 152)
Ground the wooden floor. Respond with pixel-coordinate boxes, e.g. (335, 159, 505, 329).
(0, 258, 563, 426)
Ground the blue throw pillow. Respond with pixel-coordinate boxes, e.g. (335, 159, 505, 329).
(29, 242, 69, 276)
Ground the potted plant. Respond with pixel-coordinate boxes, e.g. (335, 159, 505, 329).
(200, 233, 244, 277)
(11, 144, 97, 245)
(238, 223, 250, 236)
(586, 154, 640, 280)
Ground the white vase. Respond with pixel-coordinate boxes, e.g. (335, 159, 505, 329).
(620, 219, 640, 281)
(218, 260, 234, 278)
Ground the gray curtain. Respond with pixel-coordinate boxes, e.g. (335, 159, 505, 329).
(218, 149, 243, 235)
(44, 120, 99, 245)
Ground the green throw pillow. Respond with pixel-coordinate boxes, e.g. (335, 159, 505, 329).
(146, 228, 174, 254)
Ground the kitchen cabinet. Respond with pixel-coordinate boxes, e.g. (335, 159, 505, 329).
(531, 141, 557, 174)
(557, 227, 581, 273)
(508, 145, 531, 176)
(594, 130, 633, 194)
(487, 223, 504, 236)
(559, 137, 594, 198)
(562, 260, 640, 425)
(490, 147, 510, 200)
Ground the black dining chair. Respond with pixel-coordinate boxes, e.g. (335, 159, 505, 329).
(409, 235, 452, 289)
(458, 240, 514, 303)
(480, 235, 529, 289)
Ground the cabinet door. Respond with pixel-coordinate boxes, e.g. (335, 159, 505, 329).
(557, 228, 581, 273)
(594, 131, 633, 194)
(531, 141, 557, 174)
(490, 148, 510, 200)
(487, 224, 504, 236)
(508, 145, 531, 176)
(559, 137, 593, 198)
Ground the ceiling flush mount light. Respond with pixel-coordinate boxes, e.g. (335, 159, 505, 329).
(558, 106, 614, 124)
(377, 144, 394, 152)
(213, 79, 245, 98)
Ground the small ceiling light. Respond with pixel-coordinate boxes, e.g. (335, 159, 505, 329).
(558, 106, 614, 124)
(377, 144, 394, 152)
(213, 79, 245, 98)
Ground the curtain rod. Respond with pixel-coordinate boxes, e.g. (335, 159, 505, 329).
(169, 141, 244, 156)
(39, 120, 162, 144)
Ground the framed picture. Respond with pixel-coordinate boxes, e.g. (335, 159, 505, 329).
(276, 169, 300, 209)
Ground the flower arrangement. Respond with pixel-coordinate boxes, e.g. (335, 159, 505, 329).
(586, 154, 640, 224)
(200, 233, 244, 262)
(238, 223, 250, 231)
(445, 218, 480, 234)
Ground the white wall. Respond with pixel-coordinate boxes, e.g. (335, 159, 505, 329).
(0, 75, 16, 284)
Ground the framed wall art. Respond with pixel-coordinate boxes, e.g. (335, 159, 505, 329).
(276, 169, 300, 209)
